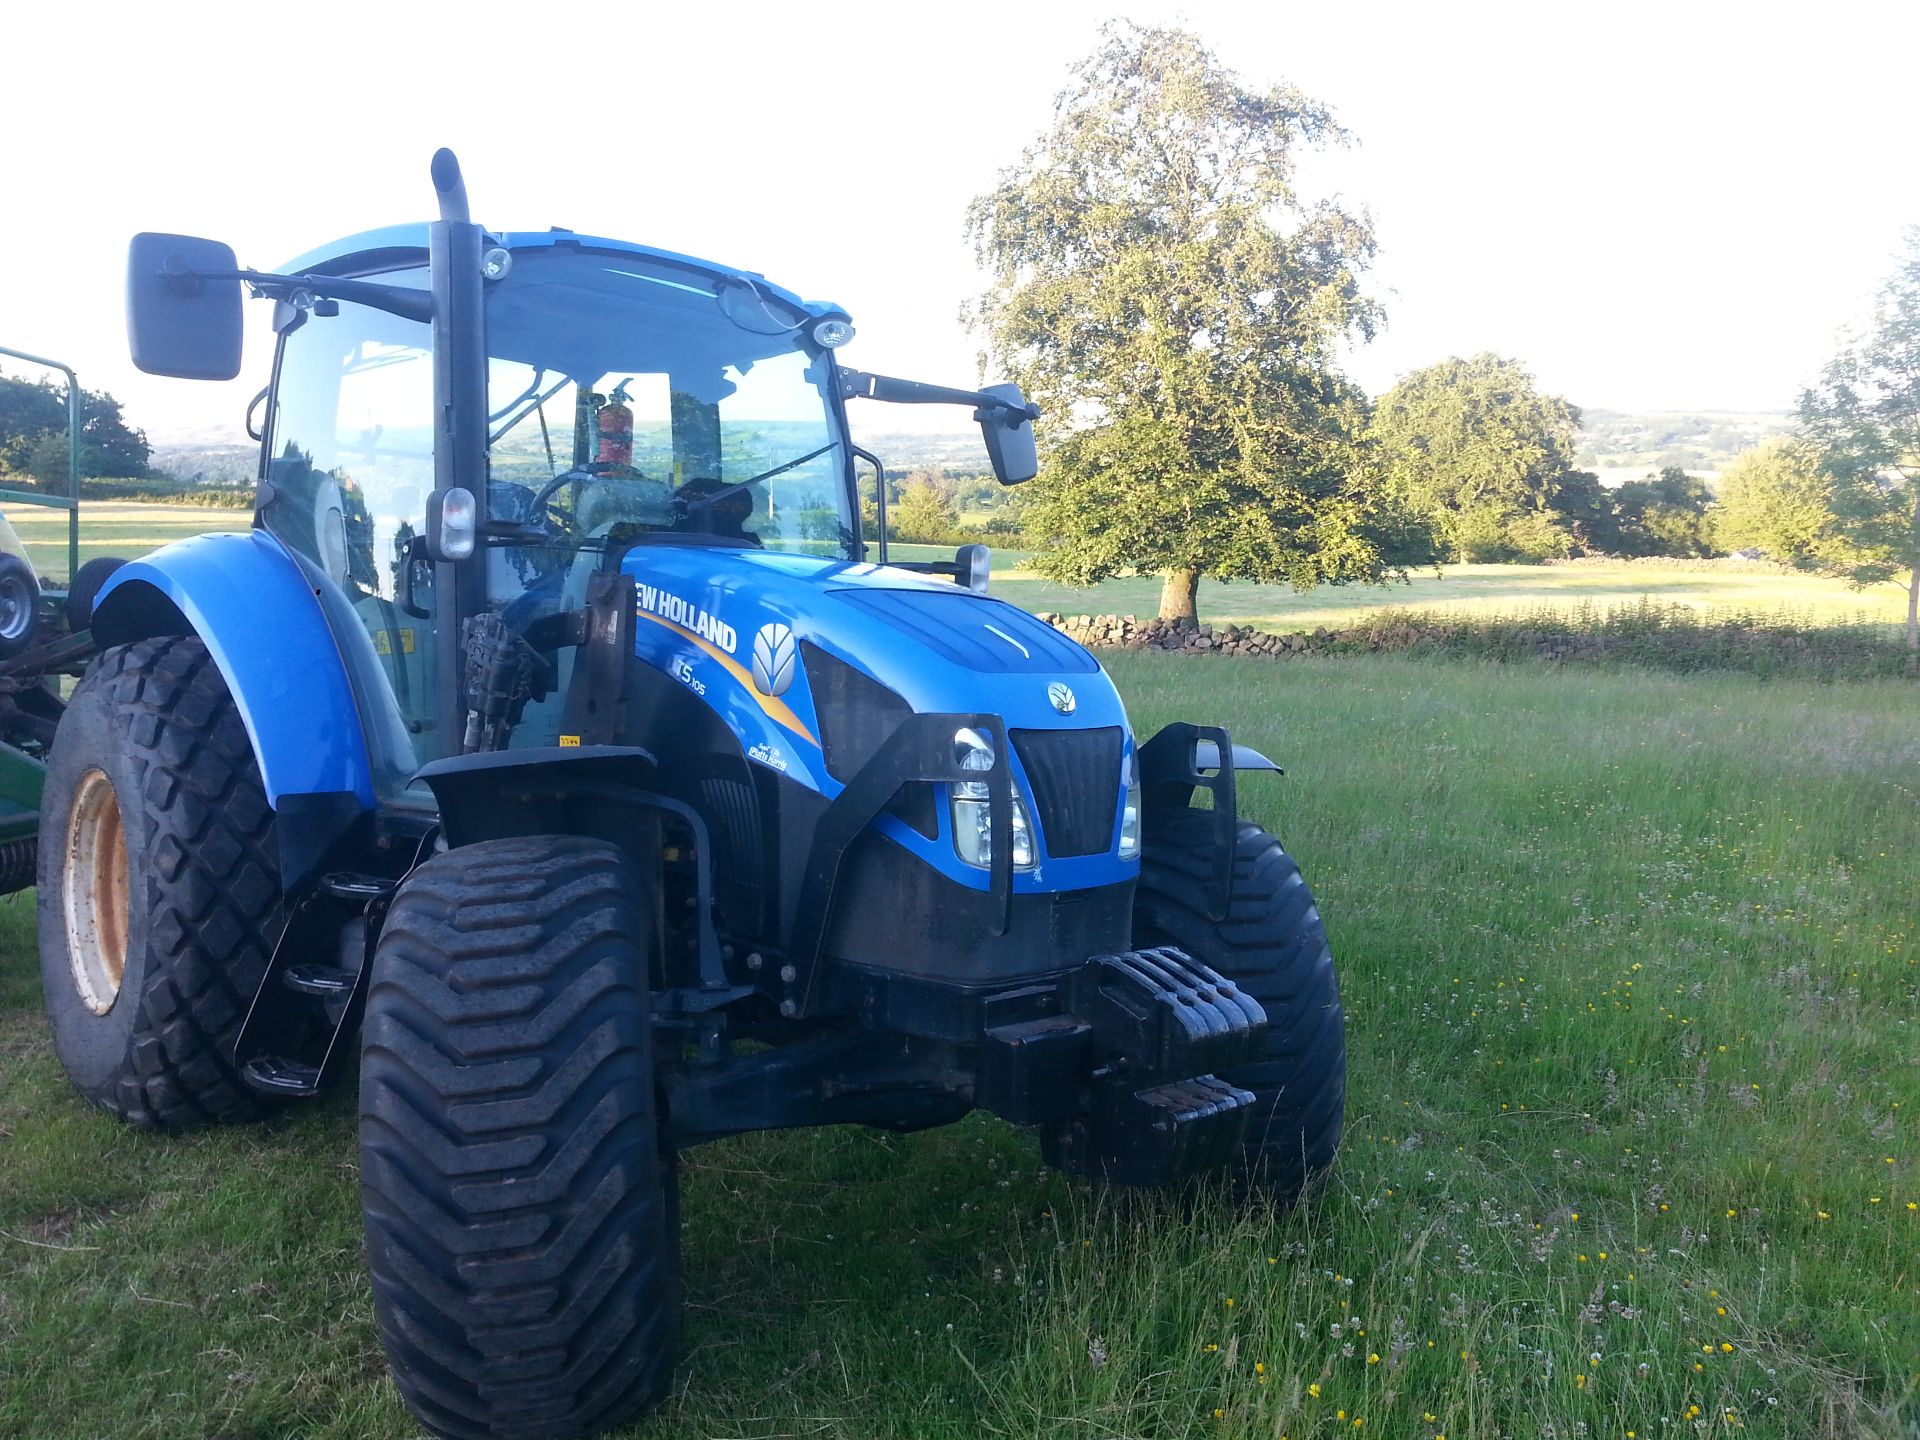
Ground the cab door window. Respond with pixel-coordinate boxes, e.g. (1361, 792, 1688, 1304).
(262, 280, 438, 783)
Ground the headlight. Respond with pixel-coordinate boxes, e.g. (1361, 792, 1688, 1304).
(1118, 776, 1141, 860)
(951, 727, 1036, 870)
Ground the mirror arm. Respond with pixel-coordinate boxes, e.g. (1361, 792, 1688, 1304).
(164, 266, 435, 324)
(839, 368, 1039, 423)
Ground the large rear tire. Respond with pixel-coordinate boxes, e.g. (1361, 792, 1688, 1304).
(360, 835, 680, 1440)
(36, 635, 285, 1126)
(1133, 809, 1345, 1200)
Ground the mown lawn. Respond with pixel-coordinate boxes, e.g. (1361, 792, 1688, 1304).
(5, 497, 1909, 636)
(992, 560, 1912, 631)
(2, 657, 1915, 1440)
(5, 502, 248, 582)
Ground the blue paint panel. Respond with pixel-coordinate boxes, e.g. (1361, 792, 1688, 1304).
(618, 546, 1138, 895)
(830, 587, 1099, 674)
(91, 531, 376, 809)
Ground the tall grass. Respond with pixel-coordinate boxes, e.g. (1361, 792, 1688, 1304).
(0, 656, 1914, 1438)
(1338, 599, 1914, 679)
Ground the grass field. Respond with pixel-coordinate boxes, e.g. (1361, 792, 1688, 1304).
(991, 562, 1911, 631)
(4, 499, 1908, 635)
(5, 501, 247, 581)
(1, 655, 1913, 1439)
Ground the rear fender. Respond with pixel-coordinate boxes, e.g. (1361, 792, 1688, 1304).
(90, 530, 376, 883)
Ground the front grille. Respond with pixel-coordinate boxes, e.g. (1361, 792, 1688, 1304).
(1011, 727, 1123, 858)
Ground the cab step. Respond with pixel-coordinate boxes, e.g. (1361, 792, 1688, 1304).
(242, 1055, 322, 1096)
(236, 876, 395, 1100)
(284, 963, 357, 998)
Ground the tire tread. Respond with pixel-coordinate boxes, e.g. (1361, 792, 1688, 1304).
(47, 636, 284, 1127)
(361, 834, 677, 1440)
(1134, 809, 1345, 1198)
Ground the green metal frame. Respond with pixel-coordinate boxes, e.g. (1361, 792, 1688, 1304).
(0, 344, 82, 581)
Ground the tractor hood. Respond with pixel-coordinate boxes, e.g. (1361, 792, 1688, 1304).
(616, 545, 1129, 801)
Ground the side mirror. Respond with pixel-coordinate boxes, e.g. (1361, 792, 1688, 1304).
(976, 383, 1038, 486)
(127, 232, 244, 380)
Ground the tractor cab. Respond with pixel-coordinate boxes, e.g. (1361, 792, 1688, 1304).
(253, 231, 864, 791)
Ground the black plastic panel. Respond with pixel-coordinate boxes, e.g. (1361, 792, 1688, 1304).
(801, 642, 914, 782)
(823, 830, 1133, 982)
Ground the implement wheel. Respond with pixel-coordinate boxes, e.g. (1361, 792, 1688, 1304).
(360, 835, 680, 1440)
(1134, 809, 1345, 1200)
(0, 552, 39, 660)
(36, 636, 285, 1126)
(0, 838, 35, 897)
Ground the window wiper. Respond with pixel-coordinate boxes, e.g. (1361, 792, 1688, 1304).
(677, 442, 840, 514)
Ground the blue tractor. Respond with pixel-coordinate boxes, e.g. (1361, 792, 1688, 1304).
(38, 151, 1344, 1440)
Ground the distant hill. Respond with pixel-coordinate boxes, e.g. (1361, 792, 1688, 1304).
(1574, 409, 1794, 484)
(149, 425, 257, 485)
(149, 414, 1800, 492)
(148, 427, 996, 485)
(854, 430, 993, 475)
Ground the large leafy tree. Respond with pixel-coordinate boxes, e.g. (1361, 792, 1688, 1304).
(966, 23, 1410, 621)
(0, 370, 151, 487)
(1544, 467, 1624, 556)
(1712, 437, 1840, 564)
(1799, 229, 1920, 659)
(1612, 467, 1718, 558)
(1372, 353, 1582, 562)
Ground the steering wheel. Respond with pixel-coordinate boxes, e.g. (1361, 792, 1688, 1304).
(486, 478, 578, 546)
(529, 463, 604, 514)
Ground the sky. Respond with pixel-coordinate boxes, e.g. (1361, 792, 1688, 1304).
(2, 0, 1915, 442)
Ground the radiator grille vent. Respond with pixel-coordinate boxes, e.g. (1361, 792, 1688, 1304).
(1011, 727, 1123, 858)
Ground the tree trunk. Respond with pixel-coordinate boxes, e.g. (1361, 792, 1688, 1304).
(1159, 568, 1200, 626)
(1909, 489, 1920, 674)
(1907, 562, 1918, 674)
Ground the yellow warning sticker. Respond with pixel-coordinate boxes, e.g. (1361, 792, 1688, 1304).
(370, 628, 416, 656)
(558, 735, 582, 748)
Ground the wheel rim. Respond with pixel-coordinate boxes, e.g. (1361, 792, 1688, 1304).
(64, 768, 130, 1016)
(0, 573, 32, 644)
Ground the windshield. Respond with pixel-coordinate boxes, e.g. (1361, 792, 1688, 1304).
(484, 248, 856, 564)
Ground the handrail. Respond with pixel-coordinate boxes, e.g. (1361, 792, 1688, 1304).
(0, 344, 82, 581)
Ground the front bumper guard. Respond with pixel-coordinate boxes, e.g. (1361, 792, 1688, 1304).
(668, 943, 1267, 1187)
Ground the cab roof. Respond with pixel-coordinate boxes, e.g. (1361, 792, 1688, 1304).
(277, 224, 841, 319)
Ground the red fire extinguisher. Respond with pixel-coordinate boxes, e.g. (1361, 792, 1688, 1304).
(596, 378, 634, 472)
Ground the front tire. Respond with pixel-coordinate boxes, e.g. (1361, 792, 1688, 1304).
(1134, 809, 1345, 1200)
(36, 635, 285, 1126)
(360, 835, 680, 1440)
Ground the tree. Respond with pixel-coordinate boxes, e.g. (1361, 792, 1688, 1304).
(1712, 437, 1837, 563)
(966, 23, 1411, 621)
(890, 477, 960, 544)
(1372, 354, 1582, 562)
(1800, 229, 1920, 659)
(1613, 467, 1717, 558)
(0, 369, 151, 489)
(1545, 468, 1623, 555)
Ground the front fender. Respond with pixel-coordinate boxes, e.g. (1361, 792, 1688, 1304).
(90, 529, 376, 811)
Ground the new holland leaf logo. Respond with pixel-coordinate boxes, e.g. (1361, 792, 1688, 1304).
(751, 623, 797, 697)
